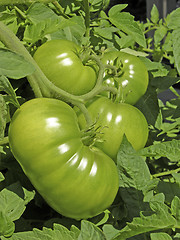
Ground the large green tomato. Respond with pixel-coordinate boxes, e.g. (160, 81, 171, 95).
(77, 97, 149, 161)
(33, 39, 97, 95)
(8, 98, 119, 220)
(101, 51, 149, 105)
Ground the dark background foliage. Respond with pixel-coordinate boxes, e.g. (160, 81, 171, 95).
(108, 0, 180, 21)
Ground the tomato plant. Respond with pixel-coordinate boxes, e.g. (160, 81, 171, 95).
(77, 96, 149, 161)
(8, 98, 119, 220)
(101, 51, 149, 105)
(1, 1, 180, 238)
(33, 39, 97, 95)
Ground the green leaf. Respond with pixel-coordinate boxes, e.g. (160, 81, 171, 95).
(0, 172, 5, 182)
(26, 2, 58, 24)
(174, 233, 180, 239)
(0, 212, 15, 238)
(116, 136, 159, 221)
(167, 8, 180, 29)
(173, 173, 180, 185)
(1, 220, 106, 240)
(0, 182, 34, 222)
(154, 25, 167, 44)
(140, 57, 169, 77)
(150, 4, 159, 24)
(1, 230, 36, 240)
(172, 28, 180, 75)
(94, 26, 117, 40)
(157, 118, 180, 138)
(151, 76, 180, 90)
(1, 223, 76, 240)
(112, 201, 176, 240)
(108, 4, 128, 16)
(150, 232, 172, 240)
(103, 224, 120, 240)
(0, 49, 35, 79)
(138, 139, 180, 163)
(0, 8, 18, 34)
(0, 95, 7, 140)
(50, 16, 86, 45)
(23, 2, 65, 43)
(0, 76, 20, 108)
(108, 10, 146, 48)
(70, 225, 80, 239)
(78, 220, 106, 240)
(89, 0, 110, 12)
(173, 104, 180, 118)
(42, 224, 75, 240)
(157, 181, 180, 204)
(23, 18, 62, 44)
(120, 48, 148, 57)
(171, 196, 180, 225)
(135, 84, 159, 126)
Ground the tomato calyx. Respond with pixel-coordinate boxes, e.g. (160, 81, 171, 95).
(101, 57, 132, 102)
(78, 45, 95, 66)
(104, 57, 124, 78)
(102, 78, 131, 104)
(80, 120, 107, 147)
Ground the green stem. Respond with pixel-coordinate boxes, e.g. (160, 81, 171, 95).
(0, 137, 9, 145)
(83, 0, 90, 37)
(142, 48, 154, 53)
(72, 101, 92, 127)
(0, 0, 54, 4)
(142, 47, 172, 61)
(79, 56, 105, 101)
(152, 167, 180, 178)
(52, 1, 69, 19)
(14, 6, 27, 20)
(144, 26, 158, 35)
(97, 86, 117, 95)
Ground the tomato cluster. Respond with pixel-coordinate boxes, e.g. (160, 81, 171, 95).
(9, 39, 149, 220)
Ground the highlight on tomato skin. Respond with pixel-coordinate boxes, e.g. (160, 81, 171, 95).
(8, 98, 119, 220)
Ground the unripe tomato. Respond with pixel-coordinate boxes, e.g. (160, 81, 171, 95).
(33, 39, 97, 95)
(77, 97, 149, 161)
(101, 51, 149, 105)
(8, 98, 119, 220)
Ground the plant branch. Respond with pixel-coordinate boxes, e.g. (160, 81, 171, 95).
(83, 0, 90, 37)
(52, 1, 69, 19)
(72, 101, 92, 127)
(152, 167, 180, 178)
(14, 6, 27, 20)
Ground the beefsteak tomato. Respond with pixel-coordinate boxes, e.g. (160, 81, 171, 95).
(33, 39, 97, 95)
(8, 98, 119, 220)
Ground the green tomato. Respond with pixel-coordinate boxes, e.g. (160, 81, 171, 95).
(33, 39, 97, 95)
(8, 98, 119, 220)
(77, 97, 149, 161)
(101, 51, 149, 105)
